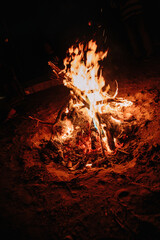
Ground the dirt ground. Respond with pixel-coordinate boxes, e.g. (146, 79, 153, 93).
(0, 57, 160, 240)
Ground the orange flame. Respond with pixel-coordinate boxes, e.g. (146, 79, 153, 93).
(62, 40, 132, 153)
(64, 40, 108, 92)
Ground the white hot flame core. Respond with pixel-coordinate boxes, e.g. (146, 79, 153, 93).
(64, 40, 108, 92)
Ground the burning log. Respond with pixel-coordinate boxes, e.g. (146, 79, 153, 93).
(49, 67, 114, 155)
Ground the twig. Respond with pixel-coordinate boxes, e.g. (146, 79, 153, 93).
(28, 116, 55, 126)
(28, 94, 70, 126)
(117, 148, 129, 155)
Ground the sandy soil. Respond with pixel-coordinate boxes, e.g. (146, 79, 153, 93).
(0, 58, 160, 240)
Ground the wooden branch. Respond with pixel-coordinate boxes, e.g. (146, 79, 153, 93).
(65, 81, 90, 109)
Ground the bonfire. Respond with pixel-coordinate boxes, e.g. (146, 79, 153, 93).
(48, 40, 133, 169)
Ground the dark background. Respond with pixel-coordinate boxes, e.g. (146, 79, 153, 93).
(1, 0, 160, 86)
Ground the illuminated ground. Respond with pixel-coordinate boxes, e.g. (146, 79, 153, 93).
(0, 58, 160, 240)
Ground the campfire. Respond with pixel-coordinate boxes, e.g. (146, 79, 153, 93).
(48, 40, 133, 169)
(1, 38, 160, 240)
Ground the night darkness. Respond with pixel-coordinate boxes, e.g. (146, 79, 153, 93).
(1, 1, 160, 240)
(1, 1, 160, 84)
